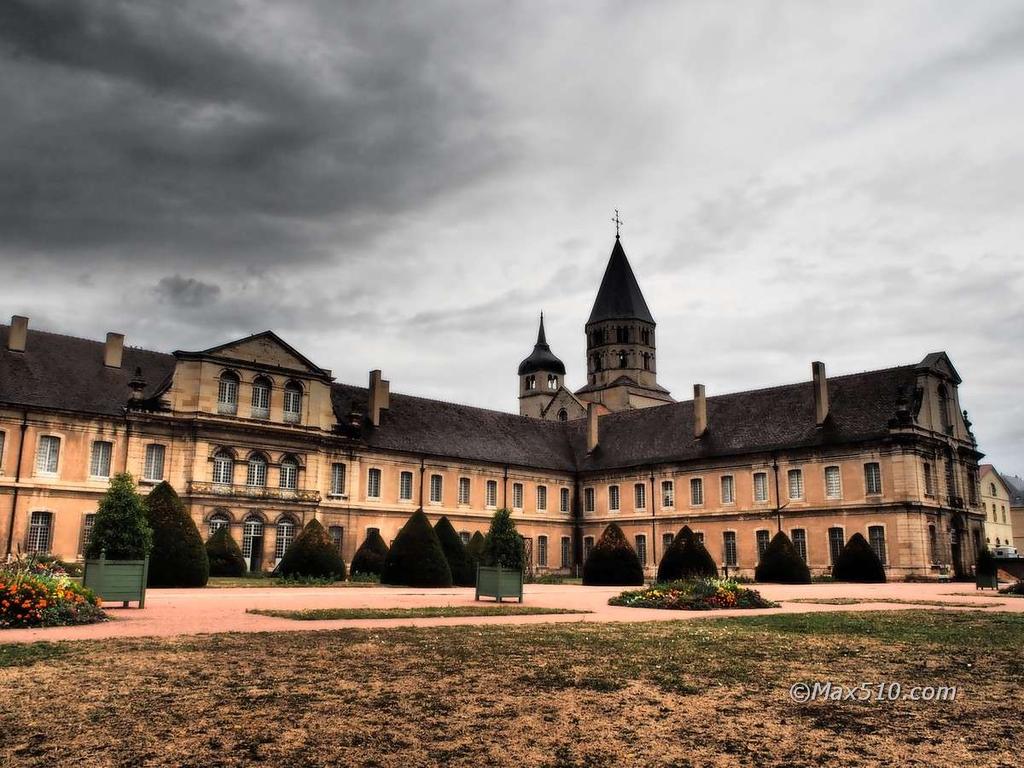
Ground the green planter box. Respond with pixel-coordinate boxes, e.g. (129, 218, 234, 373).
(475, 565, 523, 603)
(83, 553, 149, 607)
(975, 573, 999, 590)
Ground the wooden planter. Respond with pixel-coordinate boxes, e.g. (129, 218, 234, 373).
(83, 552, 149, 608)
(975, 573, 999, 591)
(475, 565, 523, 603)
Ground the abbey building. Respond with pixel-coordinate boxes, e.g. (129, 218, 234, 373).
(0, 237, 987, 579)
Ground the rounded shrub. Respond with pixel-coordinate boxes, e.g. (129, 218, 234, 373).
(754, 531, 811, 584)
(276, 519, 347, 580)
(657, 525, 718, 582)
(145, 482, 209, 587)
(85, 473, 152, 560)
(482, 509, 526, 569)
(466, 531, 486, 575)
(832, 532, 887, 583)
(975, 547, 997, 578)
(205, 527, 247, 577)
(583, 523, 644, 586)
(381, 509, 453, 587)
(350, 528, 389, 577)
(434, 516, 474, 587)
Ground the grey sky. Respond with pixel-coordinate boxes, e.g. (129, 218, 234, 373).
(1, 1, 1022, 470)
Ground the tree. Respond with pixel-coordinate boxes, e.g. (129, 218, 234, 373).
(583, 523, 644, 586)
(832, 532, 887, 583)
(381, 509, 453, 587)
(350, 528, 389, 577)
(656, 525, 718, 582)
(85, 473, 152, 560)
(482, 509, 525, 569)
(754, 531, 811, 584)
(145, 482, 209, 587)
(276, 519, 347, 580)
(434, 516, 474, 587)
(205, 527, 247, 577)
(466, 531, 486, 576)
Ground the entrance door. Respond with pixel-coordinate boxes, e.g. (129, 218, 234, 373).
(243, 517, 265, 573)
(950, 515, 966, 579)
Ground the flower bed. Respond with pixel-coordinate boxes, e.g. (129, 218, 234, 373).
(608, 578, 778, 611)
(1, 556, 107, 628)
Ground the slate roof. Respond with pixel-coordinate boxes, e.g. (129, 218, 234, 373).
(517, 315, 566, 376)
(586, 238, 655, 325)
(999, 473, 1024, 506)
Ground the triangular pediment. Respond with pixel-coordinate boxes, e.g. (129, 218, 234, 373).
(178, 331, 332, 379)
(917, 351, 961, 384)
(541, 385, 587, 421)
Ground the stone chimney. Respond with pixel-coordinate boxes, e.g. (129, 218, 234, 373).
(7, 315, 28, 352)
(812, 361, 829, 425)
(104, 332, 125, 368)
(368, 369, 390, 427)
(586, 402, 600, 452)
(693, 384, 707, 438)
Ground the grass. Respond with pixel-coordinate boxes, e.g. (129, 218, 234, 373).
(1, 611, 1021, 766)
(203, 576, 375, 589)
(247, 605, 588, 620)
(786, 597, 1007, 608)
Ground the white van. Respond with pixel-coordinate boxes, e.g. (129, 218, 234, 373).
(992, 545, 1019, 559)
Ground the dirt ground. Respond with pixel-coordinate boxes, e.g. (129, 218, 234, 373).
(1, 610, 1020, 767)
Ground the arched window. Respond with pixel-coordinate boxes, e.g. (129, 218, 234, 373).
(937, 385, 952, 433)
(990, 483, 997, 496)
(283, 381, 302, 423)
(242, 515, 264, 560)
(557, 408, 568, 422)
(592, 354, 602, 372)
(275, 518, 296, 559)
(212, 450, 234, 485)
(525, 375, 536, 391)
(547, 374, 558, 390)
(642, 352, 651, 371)
(251, 376, 271, 419)
(279, 456, 298, 490)
(618, 351, 628, 368)
(247, 454, 268, 487)
(208, 512, 230, 537)
(218, 371, 240, 415)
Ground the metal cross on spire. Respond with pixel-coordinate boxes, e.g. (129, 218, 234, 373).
(612, 209, 623, 239)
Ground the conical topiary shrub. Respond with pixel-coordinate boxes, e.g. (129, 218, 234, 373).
(85, 473, 152, 560)
(754, 531, 811, 584)
(466, 531, 486, 575)
(434, 516, 474, 587)
(206, 527, 247, 577)
(381, 509, 453, 587)
(276, 519, 347, 580)
(350, 528, 389, 577)
(145, 481, 209, 587)
(583, 523, 644, 586)
(656, 525, 718, 582)
(482, 509, 526, 569)
(832, 532, 886, 583)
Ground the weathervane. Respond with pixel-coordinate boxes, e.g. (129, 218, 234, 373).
(612, 209, 623, 239)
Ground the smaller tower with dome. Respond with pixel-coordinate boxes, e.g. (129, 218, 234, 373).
(518, 314, 566, 418)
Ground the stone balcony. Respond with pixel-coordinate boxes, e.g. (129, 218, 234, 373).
(187, 481, 321, 504)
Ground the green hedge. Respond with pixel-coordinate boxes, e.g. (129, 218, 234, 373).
(754, 531, 810, 584)
(206, 527, 247, 577)
(276, 519, 347, 580)
(381, 509, 453, 587)
(583, 523, 644, 586)
(466, 531, 486, 575)
(832, 532, 886, 583)
(350, 528, 389, 577)
(145, 482, 209, 587)
(656, 525, 718, 582)
(434, 516, 474, 587)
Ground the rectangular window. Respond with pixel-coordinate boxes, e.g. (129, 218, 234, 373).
(753, 471, 769, 502)
(788, 468, 804, 500)
(928, 524, 938, 564)
(635, 534, 647, 567)
(247, 458, 267, 488)
(608, 485, 620, 512)
(27, 511, 53, 553)
(80, 513, 96, 556)
(367, 468, 381, 499)
(720, 475, 735, 504)
(251, 381, 270, 418)
(828, 527, 845, 565)
(690, 477, 704, 506)
(329, 526, 344, 554)
(330, 463, 347, 496)
(694, 531, 705, 544)
(430, 474, 443, 504)
(864, 462, 882, 495)
(537, 535, 548, 567)
(584, 487, 595, 513)
(723, 531, 737, 567)
(560, 487, 570, 513)
(90, 441, 113, 478)
(868, 525, 887, 565)
(458, 477, 471, 505)
(486, 480, 498, 508)
(0, 431, 5, 473)
(662, 532, 674, 550)
(583, 536, 594, 561)
(792, 529, 807, 562)
(560, 536, 571, 568)
(661, 480, 674, 508)
(967, 471, 979, 505)
(279, 461, 298, 490)
(35, 435, 60, 475)
(512, 482, 523, 509)
(923, 462, 935, 496)
(143, 444, 165, 481)
(825, 466, 842, 499)
(459, 531, 471, 546)
(399, 471, 414, 501)
(536, 485, 547, 511)
(634, 482, 646, 510)
(217, 377, 238, 414)
(756, 530, 770, 559)
(275, 522, 296, 559)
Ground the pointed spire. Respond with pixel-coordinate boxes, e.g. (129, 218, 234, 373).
(537, 312, 547, 345)
(518, 312, 566, 376)
(587, 237, 655, 325)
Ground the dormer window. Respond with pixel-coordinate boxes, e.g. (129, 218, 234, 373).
(251, 377, 271, 419)
(218, 372, 239, 415)
(283, 382, 302, 423)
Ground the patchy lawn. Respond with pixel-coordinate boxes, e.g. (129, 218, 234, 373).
(203, 576, 376, 589)
(1, 611, 1020, 766)
(248, 606, 588, 620)
(785, 597, 1007, 608)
